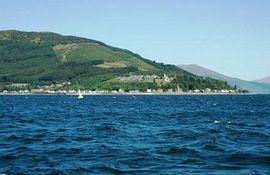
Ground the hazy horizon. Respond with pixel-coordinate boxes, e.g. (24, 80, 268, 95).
(1, 0, 269, 81)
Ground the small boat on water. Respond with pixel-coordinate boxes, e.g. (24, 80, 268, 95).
(77, 82, 84, 99)
(78, 89, 84, 99)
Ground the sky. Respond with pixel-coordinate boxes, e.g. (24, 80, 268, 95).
(0, 0, 269, 80)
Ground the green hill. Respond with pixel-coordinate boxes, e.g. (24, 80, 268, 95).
(0, 30, 232, 92)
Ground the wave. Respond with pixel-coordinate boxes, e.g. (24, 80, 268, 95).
(219, 152, 270, 166)
(51, 137, 70, 144)
(159, 147, 203, 160)
(97, 165, 151, 174)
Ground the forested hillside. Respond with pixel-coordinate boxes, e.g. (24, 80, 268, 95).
(0, 30, 232, 92)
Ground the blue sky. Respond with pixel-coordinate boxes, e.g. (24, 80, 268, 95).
(0, 0, 269, 80)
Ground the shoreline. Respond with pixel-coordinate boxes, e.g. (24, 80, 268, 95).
(0, 92, 258, 96)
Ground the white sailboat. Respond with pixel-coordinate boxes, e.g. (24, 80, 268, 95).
(176, 85, 182, 93)
(78, 89, 84, 99)
(77, 82, 84, 99)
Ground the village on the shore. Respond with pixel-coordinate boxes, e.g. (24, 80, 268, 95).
(0, 74, 244, 95)
(1, 88, 239, 95)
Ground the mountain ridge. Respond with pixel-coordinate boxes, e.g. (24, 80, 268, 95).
(254, 76, 270, 84)
(178, 64, 270, 94)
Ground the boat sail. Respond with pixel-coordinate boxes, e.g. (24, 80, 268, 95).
(176, 85, 182, 93)
(77, 82, 84, 99)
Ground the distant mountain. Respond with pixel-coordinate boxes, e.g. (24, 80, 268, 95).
(254, 76, 270, 84)
(0, 30, 231, 91)
(178, 64, 270, 94)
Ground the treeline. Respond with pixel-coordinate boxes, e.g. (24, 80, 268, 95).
(39, 61, 139, 83)
(0, 40, 56, 63)
(0, 30, 107, 47)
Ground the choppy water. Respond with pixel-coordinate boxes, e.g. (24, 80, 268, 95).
(0, 95, 270, 175)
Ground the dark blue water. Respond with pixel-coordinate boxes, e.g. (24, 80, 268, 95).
(0, 95, 270, 175)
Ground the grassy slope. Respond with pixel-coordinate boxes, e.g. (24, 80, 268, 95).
(53, 43, 158, 71)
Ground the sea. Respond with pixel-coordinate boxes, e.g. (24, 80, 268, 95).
(0, 95, 269, 175)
